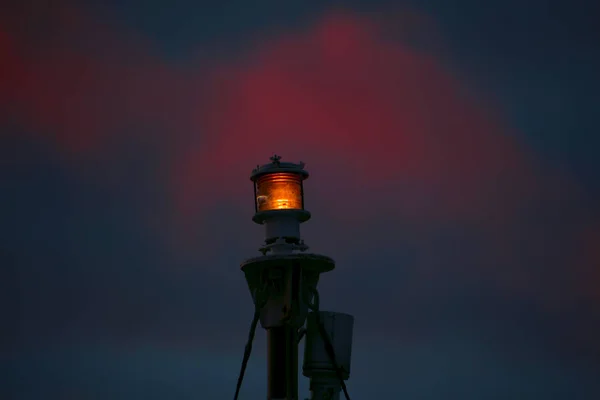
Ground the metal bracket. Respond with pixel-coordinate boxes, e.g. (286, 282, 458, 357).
(241, 254, 335, 329)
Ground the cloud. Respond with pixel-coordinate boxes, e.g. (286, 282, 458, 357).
(1, 1, 599, 365)
(173, 10, 537, 228)
(4, 338, 599, 400)
(1, 4, 534, 223)
(0, 1, 209, 154)
(4, 343, 267, 400)
(577, 219, 600, 302)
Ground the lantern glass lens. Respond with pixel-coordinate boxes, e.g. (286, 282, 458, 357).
(256, 173, 303, 211)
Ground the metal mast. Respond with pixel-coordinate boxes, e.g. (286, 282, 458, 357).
(238, 155, 354, 400)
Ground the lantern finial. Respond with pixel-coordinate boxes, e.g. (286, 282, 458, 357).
(270, 154, 282, 165)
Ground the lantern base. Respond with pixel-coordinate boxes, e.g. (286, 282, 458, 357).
(253, 209, 311, 224)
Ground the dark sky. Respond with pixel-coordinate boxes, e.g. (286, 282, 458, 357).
(2, 0, 599, 399)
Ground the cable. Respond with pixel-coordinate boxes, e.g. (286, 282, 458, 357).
(306, 286, 351, 400)
(233, 285, 269, 400)
(297, 327, 307, 344)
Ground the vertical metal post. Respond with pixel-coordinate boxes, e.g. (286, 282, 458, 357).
(267, 326, 298, 400)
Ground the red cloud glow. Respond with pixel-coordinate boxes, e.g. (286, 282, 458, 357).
(0, 5, 553, 275)
(2, 3, 599, 361)
(0, 3, 208, 153)
(2, 5, 599, 355)
(173, 11, 536, 228)
(1, 5, 535, 225)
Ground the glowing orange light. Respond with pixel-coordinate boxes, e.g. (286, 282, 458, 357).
(255, 173, 303, 211)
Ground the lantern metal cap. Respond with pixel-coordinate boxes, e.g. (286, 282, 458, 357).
(250, 154, 309, 181)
